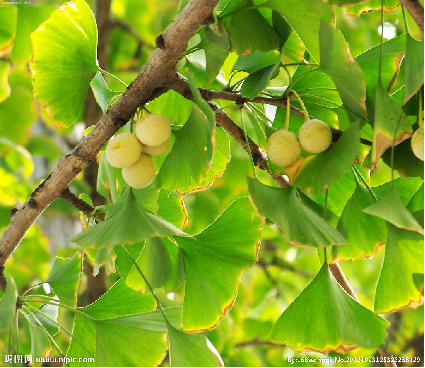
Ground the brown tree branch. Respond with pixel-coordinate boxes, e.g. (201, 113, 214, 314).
(0, 0, 220, 290)
(400, 0, 424, 32)
(168, 73, 291, 188)
(60, 188, 95, 217)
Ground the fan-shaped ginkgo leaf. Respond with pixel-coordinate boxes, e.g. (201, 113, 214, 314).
(30, 0, 98, 127)
(374, 223, 424, 313)
(175, 197, 262, 332)
(332, 182, 387, 261)
(247, 177, 348, 247)
(363, 184, 424, 235)
(168, 323, 224, 367)
(0, 277, 17, 330)
(291, 121, 360, 193)
(270, 262, 389, 353)
(70, 186, 187, 248)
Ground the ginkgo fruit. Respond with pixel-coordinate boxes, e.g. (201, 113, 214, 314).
(106, 132, 143, 168)
(298, 119, 332, 154)
(142, 138, 170, 156)
(135, 114, 171, 146)
(266, 130, 301, 167)
(411, 126, 424, 161)
(122, 154, 157, 189)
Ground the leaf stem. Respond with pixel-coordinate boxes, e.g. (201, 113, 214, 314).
(283, 96, 290, 131)
(352, 164, 378, 201)
(290, 91, 309, 121)
(119, 245, 169, 323)
(240, 110, 257, 178)
(97, 67, 128, 88)
(23, 303, 94, 358)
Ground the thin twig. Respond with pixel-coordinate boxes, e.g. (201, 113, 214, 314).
(60, 188, 95, 217)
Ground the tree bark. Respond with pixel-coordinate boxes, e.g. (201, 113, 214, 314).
(0, 0, 220, 290)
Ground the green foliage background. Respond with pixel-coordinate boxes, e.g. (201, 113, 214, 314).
(0, 0, 423, 366)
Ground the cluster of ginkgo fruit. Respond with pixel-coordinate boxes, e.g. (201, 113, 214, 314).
(105, 114, 171, 188)
(266, 119, 333, 168)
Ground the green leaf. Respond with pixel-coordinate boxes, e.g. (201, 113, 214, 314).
(176, 197, 262, 331)
(0, 60, 10, 102)
(168, 324, 224, 367)
(68, 280, 181, 366)
(403, 34, 424, 105)
(79, 279, 155, 319)
(126, 238, 172, 290)
(147, 89, 195, 125)
(270, 262, 389, 353)
(11, 5, 57, 63)
(45, 253, 81, 307)
(67, 315, 96, 367)
(221, 0, 281, 55)
(240, 64, 278, 99)
(0, 277, 17, 329)
(332, 182, 387, 261)
(25, 302, 60, 336)
(27, 318, 53, 362)
(199, 19, 230, 84)
(233, 50, 281, 74)
(319, 19, 366, 121)
(97, 151, 126, 203)
(0, 6, 17, 56)
(263, 0, 333, 62)
(363, 185, 424, 235)
(30, 0, 98, 127)
(90, 72, 121, 113)
(345, 0, 400, 17)
(158, 107, 214, 192)
(370, 82, 413, 168)
(374, 223, 424, 313)
(187, 71, 216, 128)
(355, 34, 406, 121)
(292, 121, 360, 193)
(0, 69, 37, 144)
(157, 190, 188, 229)
(70, 186, 187, 248)
(181, 125, 231, 194)
(247, 177, 348, 247)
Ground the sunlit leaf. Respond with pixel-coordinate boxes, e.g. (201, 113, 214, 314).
(262, 0, 333, 62)
(220, 0, 281, 55)
(70, 186, 186, 248)
(370, 82, 413, 168)
(183, 126, 231, 194)
(0, 277, 17, 329)
(332, 182, 387, 261)
(0, 69, 36, 144)
(403, 34, 424, 105)
(363, 184, 423, 235)
(356, 34, 406, 120)
(270, 262, 389, 353)
(168, 323, 224, 367)
(45, 253, 81, 307)
(67, 280, 172, 367)
(345, 0, 399, 17)
(176, 197, 262, 331)
(147, 89, 195, 125)
(0, 6, 17, 57)
(319, 19, 366, 121)
(292, 121, 360, 193)
(11, 4, 56, 63)
(0, 60, 10, 102)
(30, 0, 98, 127)
(374, 223, 424, 313)
(199, 19, 230, 84)
(247, 177, 348, 247)
(158, 107, 214, 192)
(157, 190, 188, 229)
(233, 50, 280, 74)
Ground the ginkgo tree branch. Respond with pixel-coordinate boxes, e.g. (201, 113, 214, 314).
(0, 0, 220, 290)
